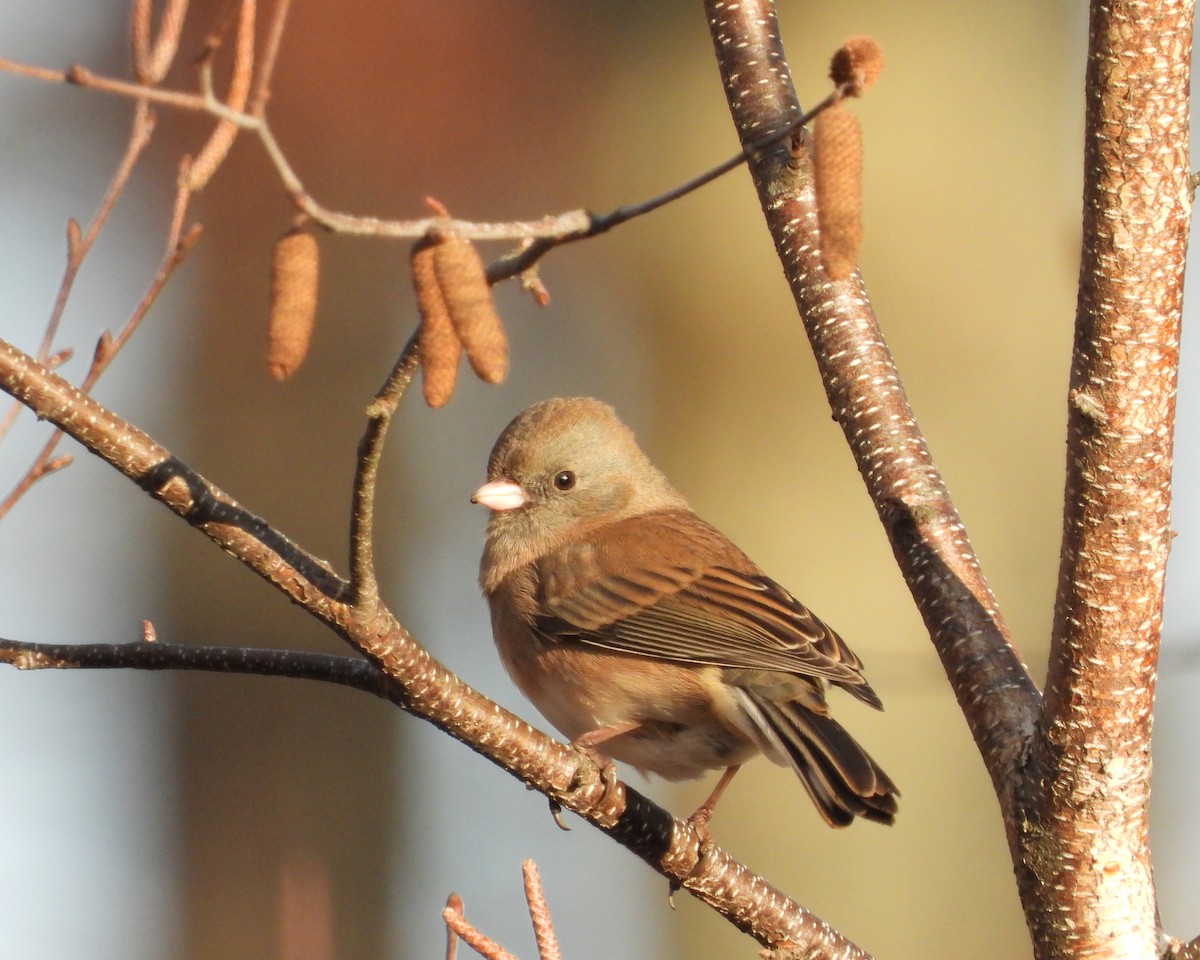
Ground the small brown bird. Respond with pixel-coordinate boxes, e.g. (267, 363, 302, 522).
(473, 397, 897, 827)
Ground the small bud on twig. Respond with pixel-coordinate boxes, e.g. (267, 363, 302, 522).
(46, 347, 73, 370)
(93, 330, 114, 366)
(66, 218, 82, 257)
(266, 228, 320, 379)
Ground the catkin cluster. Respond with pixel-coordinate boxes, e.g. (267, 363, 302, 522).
(412, 234, 509, 408)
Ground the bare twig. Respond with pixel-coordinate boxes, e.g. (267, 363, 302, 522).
(249, 0, 294, 115)
(41, 104, 155, 366)
(438, 864, 561, 960)
(0, 192, 201, 522)
(0, 100, 158, 503)
(442, 907, 520, 960)
(131, 0, 152, 80)
(349, 332, 421, 608)
(521, 861, 562, 960)
(0, 636, 390, 694)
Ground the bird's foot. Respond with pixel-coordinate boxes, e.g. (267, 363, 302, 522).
(568, 734, 625, 815)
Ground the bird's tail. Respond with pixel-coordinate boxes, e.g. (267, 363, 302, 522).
(736, 690, 899, 826)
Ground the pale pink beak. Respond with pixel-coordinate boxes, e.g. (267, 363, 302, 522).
(471, 479, 527, 511)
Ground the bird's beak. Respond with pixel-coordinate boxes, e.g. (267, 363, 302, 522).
(471, 479, 527, 512)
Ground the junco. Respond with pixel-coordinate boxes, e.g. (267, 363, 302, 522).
(473, 397, 897, 827)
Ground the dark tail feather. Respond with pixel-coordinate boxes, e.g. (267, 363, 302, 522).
(739, 691, 899, 827)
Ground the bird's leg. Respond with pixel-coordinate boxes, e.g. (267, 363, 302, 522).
(543, 722, 642, 830)
(572, 719, 642, 751)
(686, 764, 741, 841)
(569, 720, 641, 811)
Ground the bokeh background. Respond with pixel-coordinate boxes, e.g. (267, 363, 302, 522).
(2, 2, 1197, 959)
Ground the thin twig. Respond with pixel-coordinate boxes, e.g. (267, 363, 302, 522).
(0, 193, 201, 522)
(442, 908, 520, 960)
(131, 0, 152, 80)
(0, 100, 158, 501)
(249, 0, 294, 115)
(38, 103, 155, 365)
(0, 637, 390, 694)
(349, 332, 421, 608)
(521, 862, 561, 960)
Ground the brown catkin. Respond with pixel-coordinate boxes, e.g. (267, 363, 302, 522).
(412, 238, 462, 408)
(433, 236, 509, 384)
(266, 228, 319, 379)
(829, 36, 884, 95)
(813, 102, 863, 280)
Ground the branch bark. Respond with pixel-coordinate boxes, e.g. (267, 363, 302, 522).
(1028, 2, 1193, 957)
(702, 0, 1040, 807)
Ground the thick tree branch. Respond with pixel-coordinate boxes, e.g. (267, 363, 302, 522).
(0, 336, 873, 959)
(1030, 1, 1194, 956)
(702, 0, 1040, 800)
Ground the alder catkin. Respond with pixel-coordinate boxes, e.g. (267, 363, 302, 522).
(813, 102, 863, 281)
(266, 228, 319, 379)
(829, 36, 884, 95)
(433, 236, 509, 384)
(412, 237, 462, 408)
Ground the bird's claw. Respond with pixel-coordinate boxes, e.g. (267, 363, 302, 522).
(548, 798, 570, 831)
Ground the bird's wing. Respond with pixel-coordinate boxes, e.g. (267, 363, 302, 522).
(533, 510, 881, 706)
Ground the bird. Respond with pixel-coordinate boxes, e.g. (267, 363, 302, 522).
(472, 397, 897, 828)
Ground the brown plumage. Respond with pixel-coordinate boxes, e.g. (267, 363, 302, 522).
(474, 397, 897, 827)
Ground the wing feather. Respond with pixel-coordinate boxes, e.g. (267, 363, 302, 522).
(533, 510, 881, 705)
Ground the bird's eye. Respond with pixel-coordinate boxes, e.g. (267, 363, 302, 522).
(553, 470, 576, 491)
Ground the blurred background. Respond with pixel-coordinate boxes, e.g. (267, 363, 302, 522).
(1, 1, 1197, 958)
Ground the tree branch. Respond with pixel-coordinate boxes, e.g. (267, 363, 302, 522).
(0, 335, 874, 959)
(0, 637, 390, 694)
(1030, 1, 1194, 955)
(702, 0, 1040, 801)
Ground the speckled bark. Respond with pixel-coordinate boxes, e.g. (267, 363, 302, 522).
(1030, 2, 1193, 958)
(702, 0, 1039, 795)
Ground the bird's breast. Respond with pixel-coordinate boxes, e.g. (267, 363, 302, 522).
(487, 590, 755, 780)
